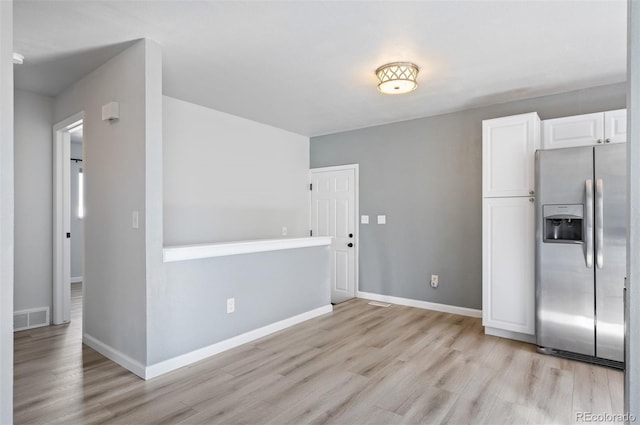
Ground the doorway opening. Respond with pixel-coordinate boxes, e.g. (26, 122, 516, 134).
(52, 112, 84, 325)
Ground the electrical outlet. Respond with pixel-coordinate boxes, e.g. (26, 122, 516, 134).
(282, 227, 288, 236)
(226, 297, 235, 314)
(430, 275, 439, 288)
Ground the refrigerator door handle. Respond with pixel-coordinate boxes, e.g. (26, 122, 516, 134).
(595, 178, 604, 269)
(585, 179, 594, 268)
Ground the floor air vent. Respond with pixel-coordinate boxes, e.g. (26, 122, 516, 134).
(14, 307, 50, 331)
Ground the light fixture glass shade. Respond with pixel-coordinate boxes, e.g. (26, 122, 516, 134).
(375, 62, 419, 95)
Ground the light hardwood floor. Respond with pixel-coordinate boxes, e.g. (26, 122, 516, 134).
(14, 284, 623, 424)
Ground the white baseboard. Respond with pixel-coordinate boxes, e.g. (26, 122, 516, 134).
(145, 304, 333, 380)
(83, 333, 146, 379)
(70, 276, 83, 284)
(484, 326, 536, 344)
(356, 291, 482, 318)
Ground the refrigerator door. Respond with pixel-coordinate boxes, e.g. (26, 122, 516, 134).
(536, 147, 595, 356)
(594, 144, 626, 362)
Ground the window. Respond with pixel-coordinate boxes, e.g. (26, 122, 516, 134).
(78, 168, 84, 219)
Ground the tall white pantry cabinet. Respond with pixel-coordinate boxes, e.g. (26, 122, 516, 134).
(482, 112, 540, 343)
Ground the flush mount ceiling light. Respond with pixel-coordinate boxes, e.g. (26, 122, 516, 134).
(12, 53, 24, 65)
(375, 62, 419, 95)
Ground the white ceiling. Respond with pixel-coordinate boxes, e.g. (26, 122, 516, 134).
(13, 0, 627, 137)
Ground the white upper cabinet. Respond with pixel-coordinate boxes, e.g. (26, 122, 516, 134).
(542, 112, 603, 149)
(604, 109, 627, 144)
(483, 112, 540, 198)
(542, 109, 626, 149)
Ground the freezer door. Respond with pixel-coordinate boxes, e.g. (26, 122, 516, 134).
(594, 144, 626, 362)
(536, 147, 595, 356)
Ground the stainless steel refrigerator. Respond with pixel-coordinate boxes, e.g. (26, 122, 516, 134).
(535, 144, 626, 366)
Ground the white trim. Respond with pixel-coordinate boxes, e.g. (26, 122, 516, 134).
(484, 326, 536, 344)
(70, 276, 83, 284)
(145, 304, 333, 379)
(310, 164, 359, 173)
(309, 164, 360, 298)
(83, 333, 146, 379)
(356, 291, 482, 318)
(53, 112, 84, 325)
(163, 236, 331, 263)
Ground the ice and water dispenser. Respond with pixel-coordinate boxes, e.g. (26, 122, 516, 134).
(543, 204, 584, 243)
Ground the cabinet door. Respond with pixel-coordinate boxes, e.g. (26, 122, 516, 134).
(604, 109, 627, 144)
(542, 112, 604, 149)
(483, 197, 535, 335)
(483, 113, 540, 198)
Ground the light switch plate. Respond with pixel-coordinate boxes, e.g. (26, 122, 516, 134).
(377, 215, 386, 224)
(227, 298, 235, 314)
(361, 215, 369, 224)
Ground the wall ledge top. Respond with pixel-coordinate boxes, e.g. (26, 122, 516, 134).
(163, 236, 332, 262)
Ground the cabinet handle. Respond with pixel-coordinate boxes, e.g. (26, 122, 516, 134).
(529, 190, 534, 195)
(605, 138, 611, 143)
(597, 139, 603, 144)
(529, 198, 534, 203)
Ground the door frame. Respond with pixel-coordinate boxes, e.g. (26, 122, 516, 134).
(309, 163, 359, 297)
(52, 112, 84, 325)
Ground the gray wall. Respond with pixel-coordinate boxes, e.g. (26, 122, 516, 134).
(163, 96, 310, 245)
(151, 246, 330, 364)
(14, 90, 53, 313)
(1, 1, 14, 421)
(70, 141, 83, 280)
(54, 39, 161, 366)
(311, 82, 627, 310)
(155, 96, 327, 368)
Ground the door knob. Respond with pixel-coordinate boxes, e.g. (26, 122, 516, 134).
(605, 138, 611, 143)
(348, 233, 353, 238)
(529, 190, 534, 195)
(529, 198, 534, 203)
(347, 243, 353, 247)
(597, 139, 603, 144)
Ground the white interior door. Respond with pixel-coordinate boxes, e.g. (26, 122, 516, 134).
(310, 165, 358, 304)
